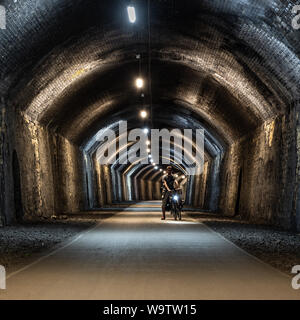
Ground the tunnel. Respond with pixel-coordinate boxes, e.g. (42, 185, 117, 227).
(0, 0, 300, 300)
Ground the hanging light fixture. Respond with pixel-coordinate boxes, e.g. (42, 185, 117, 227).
(127, 6, 136, 23)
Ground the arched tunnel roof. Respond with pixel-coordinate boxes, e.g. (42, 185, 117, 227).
(1, 0, 300, 183)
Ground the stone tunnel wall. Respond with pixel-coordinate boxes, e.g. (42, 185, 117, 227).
(193, 162, 209, 209)
(0, 101, 15, 225)
(219, 105, 300, 231)
(92, 158, 114, 207)
(14, 112, 86, 219)
(3, 106, 300, 231)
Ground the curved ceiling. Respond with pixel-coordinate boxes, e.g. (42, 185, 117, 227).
(1, 0, 300, 186)
(3, 1, 299, 123)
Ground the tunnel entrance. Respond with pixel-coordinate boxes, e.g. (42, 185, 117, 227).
(12, 150, 23, 222)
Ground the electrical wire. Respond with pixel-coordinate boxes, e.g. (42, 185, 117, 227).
(147, 0, 153, 129)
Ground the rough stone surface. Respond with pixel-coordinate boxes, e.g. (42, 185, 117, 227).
(219, 107, 300, 231)
(14, 112, 86, 219)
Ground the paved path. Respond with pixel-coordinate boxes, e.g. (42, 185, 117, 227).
(1, 208, 299, 299)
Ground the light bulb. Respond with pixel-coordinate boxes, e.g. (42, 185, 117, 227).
(136, 78, 144, 88)
(127, 6, 136, 23)
(140, 110, 147, 118)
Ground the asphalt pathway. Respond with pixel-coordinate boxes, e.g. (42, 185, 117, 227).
(1, 203, 299, 299)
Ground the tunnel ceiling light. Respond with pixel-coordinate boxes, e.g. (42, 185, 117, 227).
(140, 110, 148, 119)
(163, 171, 166, 174)
(160, 169, 163, 172)
(143, 128, 149, 134)
(136, 78, 144, 89)
(154, 166, 158, 170)
(148, 154, 152, 158)
(147, 148, 150, 153)
(127, 6, 136, 23)
(153, 163, 156, 166)
(146, 140, 150, 145)
(150, 159, 154, 163)
(182, 175, 185, 179)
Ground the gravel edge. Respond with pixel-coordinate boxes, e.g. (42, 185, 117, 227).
(0, 215, 111, 274)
